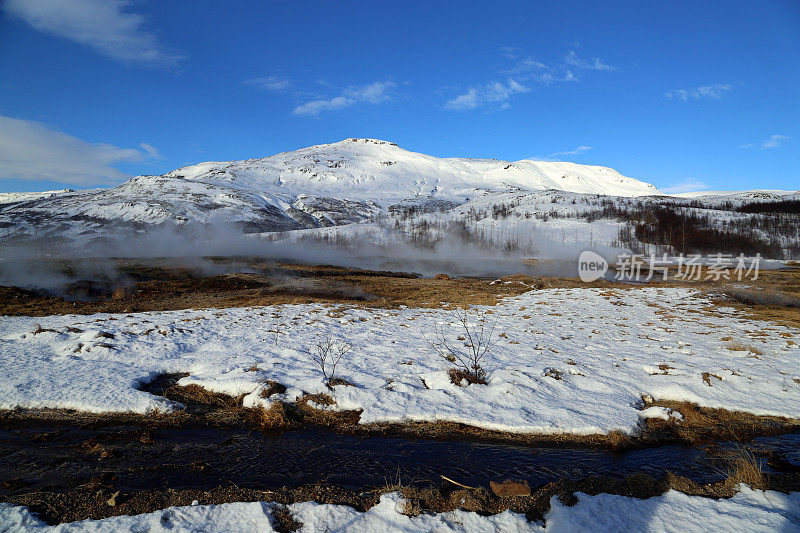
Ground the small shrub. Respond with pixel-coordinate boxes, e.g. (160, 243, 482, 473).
(302, 334, 353, 385)
(430, 308, 498, 385)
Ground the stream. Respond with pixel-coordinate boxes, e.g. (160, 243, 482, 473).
(1, 424, 798, 496)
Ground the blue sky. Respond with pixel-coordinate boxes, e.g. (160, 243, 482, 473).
(0, 0, 798, 194)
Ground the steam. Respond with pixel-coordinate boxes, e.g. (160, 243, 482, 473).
(0, 218, 627, 296)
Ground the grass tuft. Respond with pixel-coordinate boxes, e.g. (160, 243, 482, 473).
(448, 367, 486, 386)
(725, 341, 764, 356)
(721, 448, 766, 491)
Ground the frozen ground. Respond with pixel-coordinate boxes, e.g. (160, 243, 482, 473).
(1, 287, 798, 435)
(1, 486, 798, 532)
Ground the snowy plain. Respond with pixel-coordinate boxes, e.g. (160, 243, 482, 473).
(1, 486, 798, 532)
(1, 287, 798, 435)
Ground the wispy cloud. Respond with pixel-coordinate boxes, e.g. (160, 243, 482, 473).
(293, 81, 396, 116)
(500, 51, 548, 75)
(564, 50, 616, 71)
(244, 76, 292, 92)
(661, 178, 710, 194)
(444, 80, 529, 111)
(2, 0, 181, 66)
(740, 134, 790, 150)
(0, 115, 159, 185)
(546, 145, 594, 159)
(138, 142, 161, 159)
(665, 83, 733, 101)
(448, 46, 613, 111)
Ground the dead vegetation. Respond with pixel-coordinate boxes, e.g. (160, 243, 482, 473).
(719, 448, 767, 491)
(448, 368, 485, 386)
(640, 399, 800, 444)
(430, 307, 498, 385)
(725, 340, 764, 355)
(8, 464, 799, 528)
(0, 260, 542, 317)
(302, 335, 353, 386)
(31, 323, 58, 335)
(4, 384, 798, 451)
(259, 380, 287, 398)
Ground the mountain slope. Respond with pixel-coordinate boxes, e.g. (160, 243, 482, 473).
(165, 138, 660, 202)
(0, 139, 660, 248)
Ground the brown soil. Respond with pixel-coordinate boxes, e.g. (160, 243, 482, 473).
(0, 259, 550, 316)
(7, 469, 800, 527)
(3, 260, 799, 330)
(3, 384, 798, 451)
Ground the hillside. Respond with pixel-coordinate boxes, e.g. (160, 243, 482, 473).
(0, 139, 661, 249)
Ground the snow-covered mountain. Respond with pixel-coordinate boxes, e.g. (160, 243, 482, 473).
(164, 138, 660, 202)
(0, 138, 661, 247)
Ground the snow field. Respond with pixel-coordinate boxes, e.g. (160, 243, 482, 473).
(1, 287, 798, 435)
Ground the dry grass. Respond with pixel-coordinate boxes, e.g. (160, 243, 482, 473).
(245, 402, 291, 430)
(31, 323, 58, 334)
(448, 368, 487, 386)
(701, 372, 722, 386)
(270, 504, 302, 532)
(543, 367, 564, 380)
(641, 399, 799, 444)
(327, 377, 356, 388)
(720, 448, 766, 491)
(0, 261, 544, 317)
(164, 384, 243, 409)
(259, 380, 287, 398)
(725, 341, 764, 355)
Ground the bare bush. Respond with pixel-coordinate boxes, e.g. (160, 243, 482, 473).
(430, 308, 498, 385)
(303, 334, 353, 385)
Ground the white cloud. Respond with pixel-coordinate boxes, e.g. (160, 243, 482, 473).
(661, 178, 710, 194)
(740, 134, 790, 150)
(138, 142, 161, 159)
(445, 89, 479, 111)
(564, 50, 616, 71)
(503, 56, 548, 75)
(2, 0, 181, 66)
(0, 115, 159, 185)
(546, 145, 594, 159)
(500, 46, 520, 59)
(293, 81, 396, 116)
(665, 83, 733, 101)
(498, 47, 611, 85)
(445, 79, 529, 111)
(244, 76, 292, 92)
(534, 69, 577, 85)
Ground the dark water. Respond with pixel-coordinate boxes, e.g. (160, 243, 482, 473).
(1, 425, 798, 495)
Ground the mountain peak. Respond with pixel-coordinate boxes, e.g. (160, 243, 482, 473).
(339, 138, 399, 146)
(164, 140, 660, 201)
